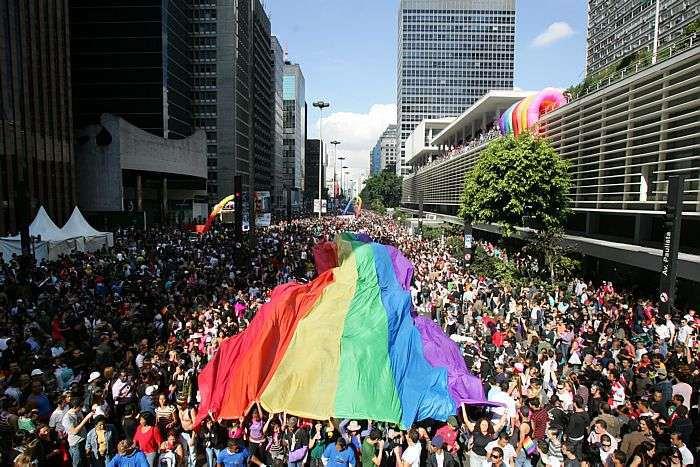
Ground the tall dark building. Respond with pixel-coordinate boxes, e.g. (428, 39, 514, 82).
(235, 0, 252, 191)
(194, 0, 274, 202)
(305, 139, 326, 204)
(251, 0, 274, 195)
(0, 0, 76, 235)
(70, 0, 193, 139)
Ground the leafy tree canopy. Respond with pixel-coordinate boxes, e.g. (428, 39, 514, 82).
(459, 132, 571, 235)
(360, 169, 403, 208)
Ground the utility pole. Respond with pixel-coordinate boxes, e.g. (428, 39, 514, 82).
(312, 100, 330, 218)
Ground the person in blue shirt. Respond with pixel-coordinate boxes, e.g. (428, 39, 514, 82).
(217, 439, 265, 467)
(322, 438, 356, 467)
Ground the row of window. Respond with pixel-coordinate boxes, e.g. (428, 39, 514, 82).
(401, 58, 514, 69)
(402, 30, 514, 41)
(402, 50, 513, 60)
(403, 22, 514, 32)
(403, 41, 514, 50)
(402, 14, 515, 24)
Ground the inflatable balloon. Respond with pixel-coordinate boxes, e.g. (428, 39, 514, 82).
(527, 87, 568, 128)
(499, 88, 567, 137)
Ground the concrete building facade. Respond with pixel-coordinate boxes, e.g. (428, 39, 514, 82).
(0, 0, 76, 235)
(586, 0, 700, 76)
(396, 0, 516, 175)
(75, 114, 207, 224)
(401, 48, 700, 280)
(371, 125, 400, 176)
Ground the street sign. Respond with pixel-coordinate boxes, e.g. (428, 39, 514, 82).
(659, 175, 684, 315)
(313, 199, 327, 214)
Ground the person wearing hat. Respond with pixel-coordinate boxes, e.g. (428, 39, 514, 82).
(360, 428, 384, 467)
(434, 416, 460, 454)
(339, 419, 366, 453)
(83, 371, 102, 413)
(427, 435, 456, 467)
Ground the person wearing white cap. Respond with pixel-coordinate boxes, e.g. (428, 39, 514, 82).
(83, 371, 102, 413)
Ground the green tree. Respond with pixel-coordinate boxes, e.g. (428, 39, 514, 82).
(369, 198, 386, 214)
(459, 132, 571, 236)
(360, 169, 403, 208)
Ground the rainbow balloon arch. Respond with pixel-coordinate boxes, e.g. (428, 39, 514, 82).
(498, 87, 567, 137)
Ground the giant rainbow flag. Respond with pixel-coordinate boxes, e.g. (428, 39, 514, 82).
(196, 233, 492, 428)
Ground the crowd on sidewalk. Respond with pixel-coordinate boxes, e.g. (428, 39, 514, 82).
(0, 214, 697, 467)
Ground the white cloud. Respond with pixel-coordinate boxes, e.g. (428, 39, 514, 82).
(312, 103, 397, 183)
(532, 22, 574, 47)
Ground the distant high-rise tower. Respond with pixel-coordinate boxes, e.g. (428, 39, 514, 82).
(371, 125, 398, 175)
(282, 62, 306, 212)
(586, 0, 700, 77)
(271, 36, 285, 216)
(396, 0, 516, 175)
(191, 0, 274, 201)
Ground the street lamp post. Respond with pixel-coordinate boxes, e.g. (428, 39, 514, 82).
(331, 141, 340, 200)
(312, 100, 330, 218)
(344, 171, 351, 198)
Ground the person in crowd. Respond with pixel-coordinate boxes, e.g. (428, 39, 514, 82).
(132, 412, 162, 467)
(321, 437, 355, 467)
(86, 415, 118, 467)
(107, 440, 149, 467)
(0, 214, 697, 467)
(62, 397, 93, 467)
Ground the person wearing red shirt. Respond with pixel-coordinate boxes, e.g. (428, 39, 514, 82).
(133, 412, 163, 467)
(491, 330, 504, 348)
(434, 416, 460, 454)
(527, 398, 549, 442)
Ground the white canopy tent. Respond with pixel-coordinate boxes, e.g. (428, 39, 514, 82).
(0, 207, 81, 262)
(0, 206, 113, 262)
(60, 207, 114, 252)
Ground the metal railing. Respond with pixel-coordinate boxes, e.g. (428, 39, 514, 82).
(569, 33, 698, 101)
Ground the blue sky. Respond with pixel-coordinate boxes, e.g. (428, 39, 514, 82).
(266, 0, 588, 177)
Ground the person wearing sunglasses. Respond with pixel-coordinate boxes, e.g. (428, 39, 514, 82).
(485, 446, 508, 467)
(670, 432, 694, 466)
(598, 434, 615, 465)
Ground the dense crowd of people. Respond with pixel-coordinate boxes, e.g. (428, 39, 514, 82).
(414, 127, 500, 175)
(0, 214, 697, 467)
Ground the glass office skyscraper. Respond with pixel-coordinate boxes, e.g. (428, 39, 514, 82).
(396, 0, 516, 175)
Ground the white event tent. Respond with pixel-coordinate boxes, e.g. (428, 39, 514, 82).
(0, 206, 113, 262)
(61, 207, 114, 252)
